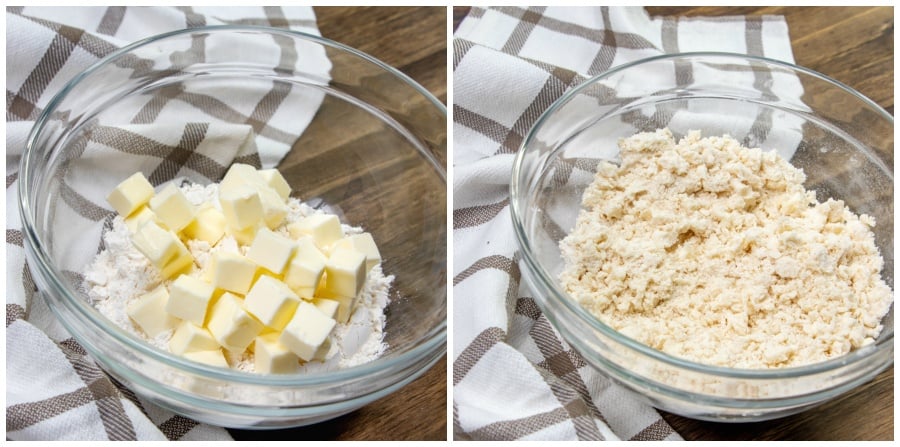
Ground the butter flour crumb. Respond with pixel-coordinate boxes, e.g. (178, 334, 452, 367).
(559, 128, 893, 369)
(85, 182, 394, 373)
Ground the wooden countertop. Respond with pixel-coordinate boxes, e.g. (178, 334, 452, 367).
(454, 6, 893, 441)
(229, 6, 447, 441)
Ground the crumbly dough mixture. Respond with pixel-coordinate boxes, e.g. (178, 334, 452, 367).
(560, 128, 893, 369)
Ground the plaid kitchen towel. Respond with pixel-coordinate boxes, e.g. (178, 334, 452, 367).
(7, 6, 324, 441)
(453, 6, 794, 441)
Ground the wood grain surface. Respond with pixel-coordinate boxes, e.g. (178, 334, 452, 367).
(454, 6, 893, 441)
(229, 6, 447, 441)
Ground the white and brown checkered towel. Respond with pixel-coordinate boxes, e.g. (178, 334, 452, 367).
(7, 6, 324, 440)
(453, 6, 794, 441)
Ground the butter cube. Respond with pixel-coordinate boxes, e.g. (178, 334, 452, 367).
(126, 286, 179, 337)
(258, 187, 288, 229)
(279, 301, 336, 361)
(259, 168, 291, 202)
(246, 228, 297, 275)
(206, 292, 264, 353)
(166, 275, 215, 326)
(160, 249, 193, 280)
(288, 214, 343, 250)
(244, 275, 301, 331)
(169, 321, 220, 355)
(148, 183, 195, 232)
(283, 237, 326, 297)
(107, 172, 154, 217)
(332, 233, 382, 272)
(211, 252, 257, 295)
(316, 290, 356, 324)
(182, 204, 226, 245)
(312, 338, 332, 361)
(219, 184, 263, 230)
(324, 247, 367, 298)
(131, 220, 192, 279)
(182, 349, 229, 368)
(226, 222, 261, 246)
(124, 206, 157, 233)
(254, 333, 300, 374)
(312, 298, 340, 319)
(220, 164, 286, 229)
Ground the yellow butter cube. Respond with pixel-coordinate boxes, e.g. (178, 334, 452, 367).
(315, 290, 356, 324)
(246, 228, 297, 275)
(312, 338, 332, 361)
(206, 292, 264, 353)
(211, 252, 257, 295)
(312, 298, 340, 320)
(220, 163, 266, 191)
(258, 187, 288, 229)
(288, 214, 343, 250)
(279, 301, 336, 361)
(182, 204, 226, 245)
(126, 286, 179, 337)
(130, 221, 192, 279)
(254, 333, 300, 374)
(148, 183, 195, 232)
(324, 247, 366, 298)
(166, 275, 215, 326)
(160, 249, 193, 280)
(169, 321, 220, 355)
(283, 237, 326, 298)
(259, 168, 291, 202)
(182, 349, 229, 368)
(219, 184, 263, 230)
(220, 164, 286, 229)
(107, 172, 154, 217)
(124, 206, 157, 233)
(226, 222, 261, 246)
(244, 275, 301, 331)
(332, 233, 382, 272)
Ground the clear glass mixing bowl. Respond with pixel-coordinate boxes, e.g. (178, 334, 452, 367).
(511, 52, 892, 422)
(19, 26, 446, 429)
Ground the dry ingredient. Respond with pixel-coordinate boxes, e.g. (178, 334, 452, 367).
(85, 181, 394, 373)
(560, 128, 893, 369)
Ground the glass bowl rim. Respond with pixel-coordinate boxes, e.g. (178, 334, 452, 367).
(510, 51, 894, 380)
(19, 24, 447, 387)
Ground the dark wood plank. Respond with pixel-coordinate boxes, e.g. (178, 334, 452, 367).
(455, 5, 894, 441)
(229, 6, 447, 441)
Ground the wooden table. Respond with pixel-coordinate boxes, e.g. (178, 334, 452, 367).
(454, 6, 893, 441)
(229, 7, 447, 441)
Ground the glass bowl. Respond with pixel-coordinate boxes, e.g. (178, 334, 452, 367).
(511, 52, 892, 422)
(19, 26, 446, 429)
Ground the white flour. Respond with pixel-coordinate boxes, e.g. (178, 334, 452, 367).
(84, 182, 394, 373)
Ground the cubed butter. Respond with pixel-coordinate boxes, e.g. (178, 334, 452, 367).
(288, 214, 343, 250)
(182, 349, 229, 368)
(324, 247, 366, 298)
(211, 252, 257, 295)
(226, 222, 261, 246)
(206, 292, 264, 353)
(169, 321, 220, 355)
(244, 275, 301, 331)
(159, 247, 193, 279)
(283, 237, 326, 298)
(124, 206, 157, 233)
(254, 333, 300, 374)
(107, 172, 154, 217)
(259, 168, 291, 202)
(332, 233, 382, 272)
(126, 286, 179, 337)
(315, 290, 356, 324)
(279, 301, 336, 361)
(246, 228, 296, 275)
(148, 183, 195, 232)
(220, 164, 286, 229)
(312, 298, 340, 319)
(166, 275, 215, 326)
(182, 204, 226, 245)
(219, 184, 263, 230)
(131, 220, 193, 279)
(312, 338, 332, 361)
